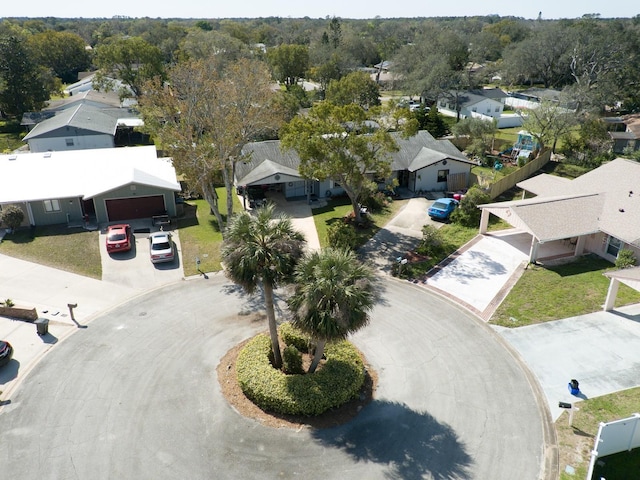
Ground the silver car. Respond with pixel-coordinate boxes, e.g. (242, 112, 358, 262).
(149, 232, 175, 264)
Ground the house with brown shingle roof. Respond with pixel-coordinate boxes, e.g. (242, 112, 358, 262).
(478, 158, 640, 265)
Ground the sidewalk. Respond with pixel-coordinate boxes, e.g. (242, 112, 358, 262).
(0, 253, 139, 400)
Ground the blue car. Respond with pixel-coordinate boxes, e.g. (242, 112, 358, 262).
(428, 198, 459, 220)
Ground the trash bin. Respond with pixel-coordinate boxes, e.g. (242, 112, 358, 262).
(35, 318, 49, 336)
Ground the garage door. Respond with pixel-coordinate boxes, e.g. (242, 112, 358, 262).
(106, 195, 166, 221)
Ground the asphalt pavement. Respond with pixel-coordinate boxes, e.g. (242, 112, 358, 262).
(3, 193, 640, 478)
(0, 275, 551, 480)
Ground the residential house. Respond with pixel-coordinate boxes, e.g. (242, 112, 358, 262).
(607, 114, 640, 154)
(0, 146, 180, 227)
(437, 88, 506, 120)
(22, 103, 143, 153)
(235, 130, 474, 200)
(478, 158, 640, 267)
(21, 90, 137, 131)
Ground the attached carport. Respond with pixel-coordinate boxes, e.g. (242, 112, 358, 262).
(479, 193, 602, 262)
(603, 267, 640, 311)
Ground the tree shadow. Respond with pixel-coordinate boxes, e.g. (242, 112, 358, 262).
(312, 400, 473, 480)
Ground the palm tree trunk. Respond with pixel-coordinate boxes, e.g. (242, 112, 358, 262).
(263, 281, 283, 369)
(308, 338, 326, 373)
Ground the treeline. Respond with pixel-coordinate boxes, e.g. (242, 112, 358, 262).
(1, 14, 640, 117)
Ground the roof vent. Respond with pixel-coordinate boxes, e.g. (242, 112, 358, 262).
(44, 152, 52, 158)
(619, 208, 625, 213)
(8, 155, 17, 161)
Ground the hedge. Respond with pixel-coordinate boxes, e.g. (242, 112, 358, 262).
(236, 329, 365, 416)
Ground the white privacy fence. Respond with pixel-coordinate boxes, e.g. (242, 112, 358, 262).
(586, 413, 640, 479)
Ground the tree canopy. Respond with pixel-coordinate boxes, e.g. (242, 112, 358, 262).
(222, 204, 306, 369)
(287, 248, 378, 373)
(139, 57, 285, 232)
(280, 102, 414, 223)
(93, 36, 165, 98)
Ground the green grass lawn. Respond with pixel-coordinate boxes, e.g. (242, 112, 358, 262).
(0, 225, 101, 278)
(491, 254, 640, 327)
(557, 387, 640, 480)
(312, 196, 407, 249)
(176, 188, 242, 277)
(0, 120, 24, 153)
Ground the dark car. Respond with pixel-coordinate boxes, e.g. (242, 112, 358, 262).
(0, 340, 13, 367)
(106, 224, 133, 253)
(428, 198, 459, 220)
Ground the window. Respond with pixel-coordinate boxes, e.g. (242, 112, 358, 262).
(43, 199, 61, 212)
(437, 169, 449, 183)
(65, 138, 74, 146)
(606, 236, 622, 257)
(495, 106, 500, 112)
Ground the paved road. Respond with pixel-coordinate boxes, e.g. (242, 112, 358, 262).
(0, 274, 552, 480)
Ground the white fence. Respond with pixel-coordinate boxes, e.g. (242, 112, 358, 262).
(586, 413, 640, 479)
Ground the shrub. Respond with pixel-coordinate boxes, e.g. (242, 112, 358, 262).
(416, 224, 444, 257)
(361, 191, 388, 213)
(1, 205, 24, 231)
(1, 298, 15, 307)
(282, 345, 304, 375)
(326, 221, 358, 251)
(236, 333, 365, 416)
(615, 249, 637, 269)
(278, 321, 312, 353)
(450, 185, 490, 227)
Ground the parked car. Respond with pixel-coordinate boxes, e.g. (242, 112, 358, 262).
(0, 340, 13, 367)
(106, 224, 133, 253)
(149, 231, 175, 264)
(428, 198, 459, 220)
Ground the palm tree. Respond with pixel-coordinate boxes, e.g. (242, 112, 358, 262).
(222, 203, 306, 369)
(287, 248, 379, 373)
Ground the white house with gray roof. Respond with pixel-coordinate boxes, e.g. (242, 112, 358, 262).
(0, 146, 180, 227)
(22, 103, 142, 153)
(235, 130, 475, 200)
(478, 158, 640, 264)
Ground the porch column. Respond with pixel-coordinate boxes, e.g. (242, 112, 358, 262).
(529, 236, 539, 263)
(603, 278, 620, 311)
(479, 209, 490, 234)
(575, 236, 586, 256)
(25, 202, 35, 226)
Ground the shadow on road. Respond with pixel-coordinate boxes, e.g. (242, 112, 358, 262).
(313, 400, 473, 480)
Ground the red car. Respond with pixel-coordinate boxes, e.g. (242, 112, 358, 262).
(106, 224, 133, 253)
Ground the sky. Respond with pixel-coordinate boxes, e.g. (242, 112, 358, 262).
(1, 0, 638, 20)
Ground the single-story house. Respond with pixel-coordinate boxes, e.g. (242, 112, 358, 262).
(437, 88, 507, 121)
(235, 130, 475, 200)
(0, 146, 180, 227)
(22, 103, 143, 153)
(607, 114, 640, 154)
(437, 88, 524, 128)
(478, 158, 640, 267)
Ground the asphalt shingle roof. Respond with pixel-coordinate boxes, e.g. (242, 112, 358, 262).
(236, 131, 472, 185)
(488, 158, 640, 246)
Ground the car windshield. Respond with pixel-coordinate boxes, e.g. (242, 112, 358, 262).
(152, 241, 171, 250)
(108, 233, 126, 241)
(431, 201, 449, 210)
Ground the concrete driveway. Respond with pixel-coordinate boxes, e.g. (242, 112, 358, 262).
(0, 276, 552, 480)
(496, 303, 640, 421)
(359, 197, 443, 272)
(100, 224, 184, 291)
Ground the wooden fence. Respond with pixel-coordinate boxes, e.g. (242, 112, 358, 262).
(485, 149, 552, 199)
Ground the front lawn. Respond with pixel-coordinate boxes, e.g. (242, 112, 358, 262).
(491, 254, 640, 326)
(312, 196, 407, 249)
(0, 225, 101, 278)
(176, 188, 242, 277)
